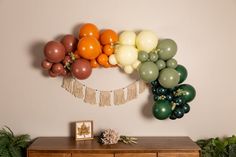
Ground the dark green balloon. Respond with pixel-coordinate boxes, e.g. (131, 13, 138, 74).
(175, 65, 188, 83)
(173, 107, 184, 118)
(177, 84, 196, 102)
(152, 100, 172, 120)
(169, 113, 177, 120)
(173, 97, 185, 106)
(182, 103, 190, 113)
(157, 39, 177, 60)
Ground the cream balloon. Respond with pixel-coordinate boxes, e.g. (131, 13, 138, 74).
(136, 30, 158, 53)
(132, 60, 141, 69)
(119, 31, 136, 46)
(124, 65, 134, 74)
(115, 45, 138, 66)
(108, 54, 117, 65)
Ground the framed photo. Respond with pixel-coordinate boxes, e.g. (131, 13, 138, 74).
(75, 120, 93, 140)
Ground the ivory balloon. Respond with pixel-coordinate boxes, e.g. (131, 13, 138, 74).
(124, 65, 134, 74)
(115, 45, 138, 66)
(136, 31, 158, 53)
(119, 31, 136, 46)
(108, 54, 117, 65)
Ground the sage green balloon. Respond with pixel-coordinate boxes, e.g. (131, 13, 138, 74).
(139, 61, 159, 83)
(166, 58, 177, 68)
(152, 100, 172, 120)
(138, 51, 149, 62)
(149, 52, 158, 62)
(157, 39, 177, 60)
(156, 59, 166, 70)
(158, 68, 180, 88)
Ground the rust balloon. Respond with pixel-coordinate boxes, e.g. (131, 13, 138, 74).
(48, 70, 58, 77)
(41, 60, 52, 70)
(71, 59, 92, 80)
(61, 35, 78, 53)
(51, 63, 64, 74)
(44, 41, 66, 63)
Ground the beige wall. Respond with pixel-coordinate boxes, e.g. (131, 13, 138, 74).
(0, 0, 236, 140)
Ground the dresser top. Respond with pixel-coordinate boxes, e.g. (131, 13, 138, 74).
(28, 136, 200, 153)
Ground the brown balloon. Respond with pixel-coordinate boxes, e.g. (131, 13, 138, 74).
(71, 59, 92, 80)
(41, 60, 52, 70)
(61, 35, 78, 53)
(61, 68, 68, 76)
(44, 41, 66, 63)
(48, 70, 58, 77)
(51, 63, 64, 74)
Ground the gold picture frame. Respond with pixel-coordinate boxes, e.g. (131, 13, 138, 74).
(75, 120, 93, 140)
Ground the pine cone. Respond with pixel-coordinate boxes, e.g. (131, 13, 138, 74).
(99, 129, 119, 145)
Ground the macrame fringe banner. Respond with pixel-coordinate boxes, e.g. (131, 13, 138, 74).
(61, 78, 147, 107)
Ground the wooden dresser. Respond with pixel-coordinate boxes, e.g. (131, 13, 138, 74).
(27, 137, 200, 157)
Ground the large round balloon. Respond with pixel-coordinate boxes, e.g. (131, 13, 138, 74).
(175, 65, 188, 83)
(61, 35, 78, 53)
(152, 100, 172, 120)
(44, 41, 66, 63)
(158, 68, 180, 88)
(139, 62, 159, 83)
(77, 37, 101, 60)
(157, 39, 177, 60)
(136, 31, 158, 53)
(115, 45, 138, 66)
(176, 84, 196, 102)
(79, 23, 99, 39)
(71, 59, 92, 80)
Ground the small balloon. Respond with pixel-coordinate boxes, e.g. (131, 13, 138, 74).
(175, 65, 188, 83)
(52, 63, 64, 74)
(71, 59, 92, 80)
(44, 41, 66, 63)
(48, 70, 58, 77)
(173, 107, 184, 118)
(124, 65, 134, 74)
(152, 100, 172, 120)
(158, 68, 180, 88)
(156, 59, 166, 70)
(41, 60, 52, 70)
(149, 52, 158, 62)
(61, 34, 78, 53)
(176, 84, 196, 102)
(138, 51, 149, 62)
(139, 62, 159, 82)
(108, 54, 117, 65)
(182, 103, 190, 113)
(166, 58, 177, 68)
(61, 68, 68, 76)
(157, 39, 177, 60)
(173, 97, 185, 106)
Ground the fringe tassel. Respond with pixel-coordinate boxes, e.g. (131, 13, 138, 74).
(99, 91, 111, 107)
(84, 87, 96, 105)
(72, 79, 84, 98)
(126, 82, 137, 101)
(62, 77, 74, 93)
(139, 80, 147, 94)
(114, 89, 126, 105)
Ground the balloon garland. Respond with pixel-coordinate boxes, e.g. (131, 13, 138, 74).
(41, 23, 196, 120)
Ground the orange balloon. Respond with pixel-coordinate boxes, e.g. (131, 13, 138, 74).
(103, 44, 114, 56)
(77, 37, 101, 60)
(79, 23, 99, 39)
(103, 62, 111, 68)
(97, 53, 108, 66)
(90, 59, 99, 68)
(100, 29, 118, 45)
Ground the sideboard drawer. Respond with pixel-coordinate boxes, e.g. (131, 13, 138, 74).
(158, 152, 199, 157)
(115, 153, 156, 157)
(72, 154, 113, 157)
(29, 152, 71, 157)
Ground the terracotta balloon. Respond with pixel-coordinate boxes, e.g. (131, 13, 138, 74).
(61, 68, 68, 76)
(51, 63, 64, 74)
(61, 35, 78, 53)
(48, 70, 58, 77)
(71, 59, 92, 80)
(44, 41, 66, 63)
(41, 60, 52, 70)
